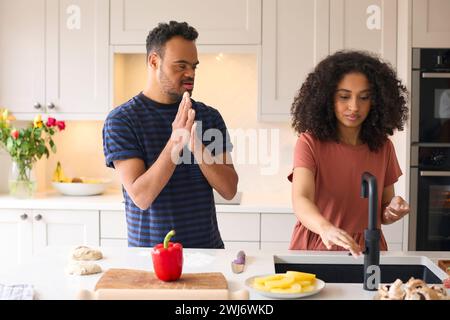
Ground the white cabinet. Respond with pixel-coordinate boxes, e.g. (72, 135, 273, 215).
(110, 0, 261, 45)
(260, 213, 296, 251)
(330, 0, 397, 67)
(260, 0, 398, 121)
(260, 0, 329, 121)
(100, 210, 127, 246)
(412, 0, 450, 47)
(217, 212, 260, 250)
(260, 213, 297, 243)
(46, 0, 110, 117)
(0, 209, 32, 267)
(0, 0, 46, 115)
(32, 209, 99, 256)
(382, 220, 404, 251)
(0, 0, 109, 120)
(216, 212, 260, 242)
(0, 208, 99, 266)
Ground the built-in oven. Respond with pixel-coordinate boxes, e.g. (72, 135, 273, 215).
(410, 48, 450, 251)
(410, 146, 450, 250)
(412, 48, 450, 143)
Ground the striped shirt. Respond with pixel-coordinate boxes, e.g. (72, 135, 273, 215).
(102, 92, 232, 248)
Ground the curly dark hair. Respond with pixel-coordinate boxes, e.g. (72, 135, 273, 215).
(291, 50, 408, 151)
(146, 21, 198, 59)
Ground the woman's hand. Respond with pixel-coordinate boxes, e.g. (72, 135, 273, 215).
(319, 224, 362, 257)
(383, 196, 410, 224)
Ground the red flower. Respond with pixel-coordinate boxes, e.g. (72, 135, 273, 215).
(11, 129, 19, 139)
(55, 121, 65, 131)
(444, 277, 450, 289)
(46, 117, 56, 127)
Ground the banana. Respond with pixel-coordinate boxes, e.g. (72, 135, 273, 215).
(53, 161, 69, 182)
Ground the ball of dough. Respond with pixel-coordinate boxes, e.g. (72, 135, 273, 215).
(71, 246, 103, 261)
(66, 261, 102, 275)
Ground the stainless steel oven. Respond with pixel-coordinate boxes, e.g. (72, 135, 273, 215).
(410, 146, 450, 250)
(410, 49, 450, 251)
(412, 48, 450, 143)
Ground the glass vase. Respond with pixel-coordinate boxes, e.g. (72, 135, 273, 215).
(8, 160, 37, 198)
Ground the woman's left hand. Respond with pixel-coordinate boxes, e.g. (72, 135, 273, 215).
(384, 196, 410, 223)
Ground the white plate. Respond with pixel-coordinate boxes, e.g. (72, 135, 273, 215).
(245, 274, 325, 299)
(52, 180, 111, 196)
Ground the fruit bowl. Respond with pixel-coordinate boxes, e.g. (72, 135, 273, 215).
(52, 179, 111, 196)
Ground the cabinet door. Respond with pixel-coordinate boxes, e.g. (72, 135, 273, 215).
(100, 210, 127, 239)
(0, 209, 32, 266)
(381, 220, 404, 250)
(216, 212, 260, 241)
(261, 213, 297, 242)
(32, 209, 99, 255)
(412, 0, 450, 47)
(260, 0, 330, 121)
(110, 0, 261, 45)
(0, 0, 46, 116)
(46, 0, 109, 116)
(330, 0, 397, 67)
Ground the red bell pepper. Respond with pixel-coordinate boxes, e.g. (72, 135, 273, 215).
(151, 230, 183, 282)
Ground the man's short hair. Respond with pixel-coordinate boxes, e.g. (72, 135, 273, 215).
(146, 21, 198, 59)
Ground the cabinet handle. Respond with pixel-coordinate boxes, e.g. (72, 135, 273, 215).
(420, 171, 450, 177)
(20, 214, 28, 220)
(33, 102, 42, 110)
(34, 214, 42, 221)
(47, 103, 55, 110)
(422, 72, 450, 79)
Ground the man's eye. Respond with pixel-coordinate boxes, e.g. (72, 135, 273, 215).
(177, 64, 186, 70)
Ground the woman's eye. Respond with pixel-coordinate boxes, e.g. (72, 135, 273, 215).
(360, 96, 370, 100)
(339, 96, 349, 100)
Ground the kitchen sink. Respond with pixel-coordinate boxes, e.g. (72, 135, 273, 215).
(274, 255, 447, 284)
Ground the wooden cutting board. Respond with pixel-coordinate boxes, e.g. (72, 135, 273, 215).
(95, 268, 228, 290)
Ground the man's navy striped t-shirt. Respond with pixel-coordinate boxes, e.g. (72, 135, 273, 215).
(102, 92, 232, 248)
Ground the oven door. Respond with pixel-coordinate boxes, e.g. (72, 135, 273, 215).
(413, 170, 450, 250)
(412, 71, 450, 143)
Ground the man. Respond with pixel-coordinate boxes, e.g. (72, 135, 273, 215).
(102, 21, 238, 248)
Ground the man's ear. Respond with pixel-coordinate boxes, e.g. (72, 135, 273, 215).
(148, 52, 159, 69)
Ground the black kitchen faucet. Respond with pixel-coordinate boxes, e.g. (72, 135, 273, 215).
(361, 172, 381, 291)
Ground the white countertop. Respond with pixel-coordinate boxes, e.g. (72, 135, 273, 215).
(0, 247, 448, 300)
(0, 190, 293, 213)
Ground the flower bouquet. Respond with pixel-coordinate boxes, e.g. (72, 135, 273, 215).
(0, 109, 65, 198)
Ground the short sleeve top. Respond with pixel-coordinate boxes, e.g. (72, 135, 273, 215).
(288, 132, 402, 251)
(102, 92, 233, 248)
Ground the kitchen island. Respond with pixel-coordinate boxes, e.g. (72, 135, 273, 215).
(0, 247, 448, 300)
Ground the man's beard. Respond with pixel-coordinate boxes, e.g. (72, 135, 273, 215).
(159, 67, 193, 103)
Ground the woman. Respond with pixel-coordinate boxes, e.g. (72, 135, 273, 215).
(288, 50, 410, 257)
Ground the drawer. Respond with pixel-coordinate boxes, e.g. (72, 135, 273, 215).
(261, 213, 297, 242)
(223, 241, 260, 251)
(216, 212, 260, 241)
(260, 242, 290, 251)
(100, 210, 127, 238)
(101, 238, 128, 247)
